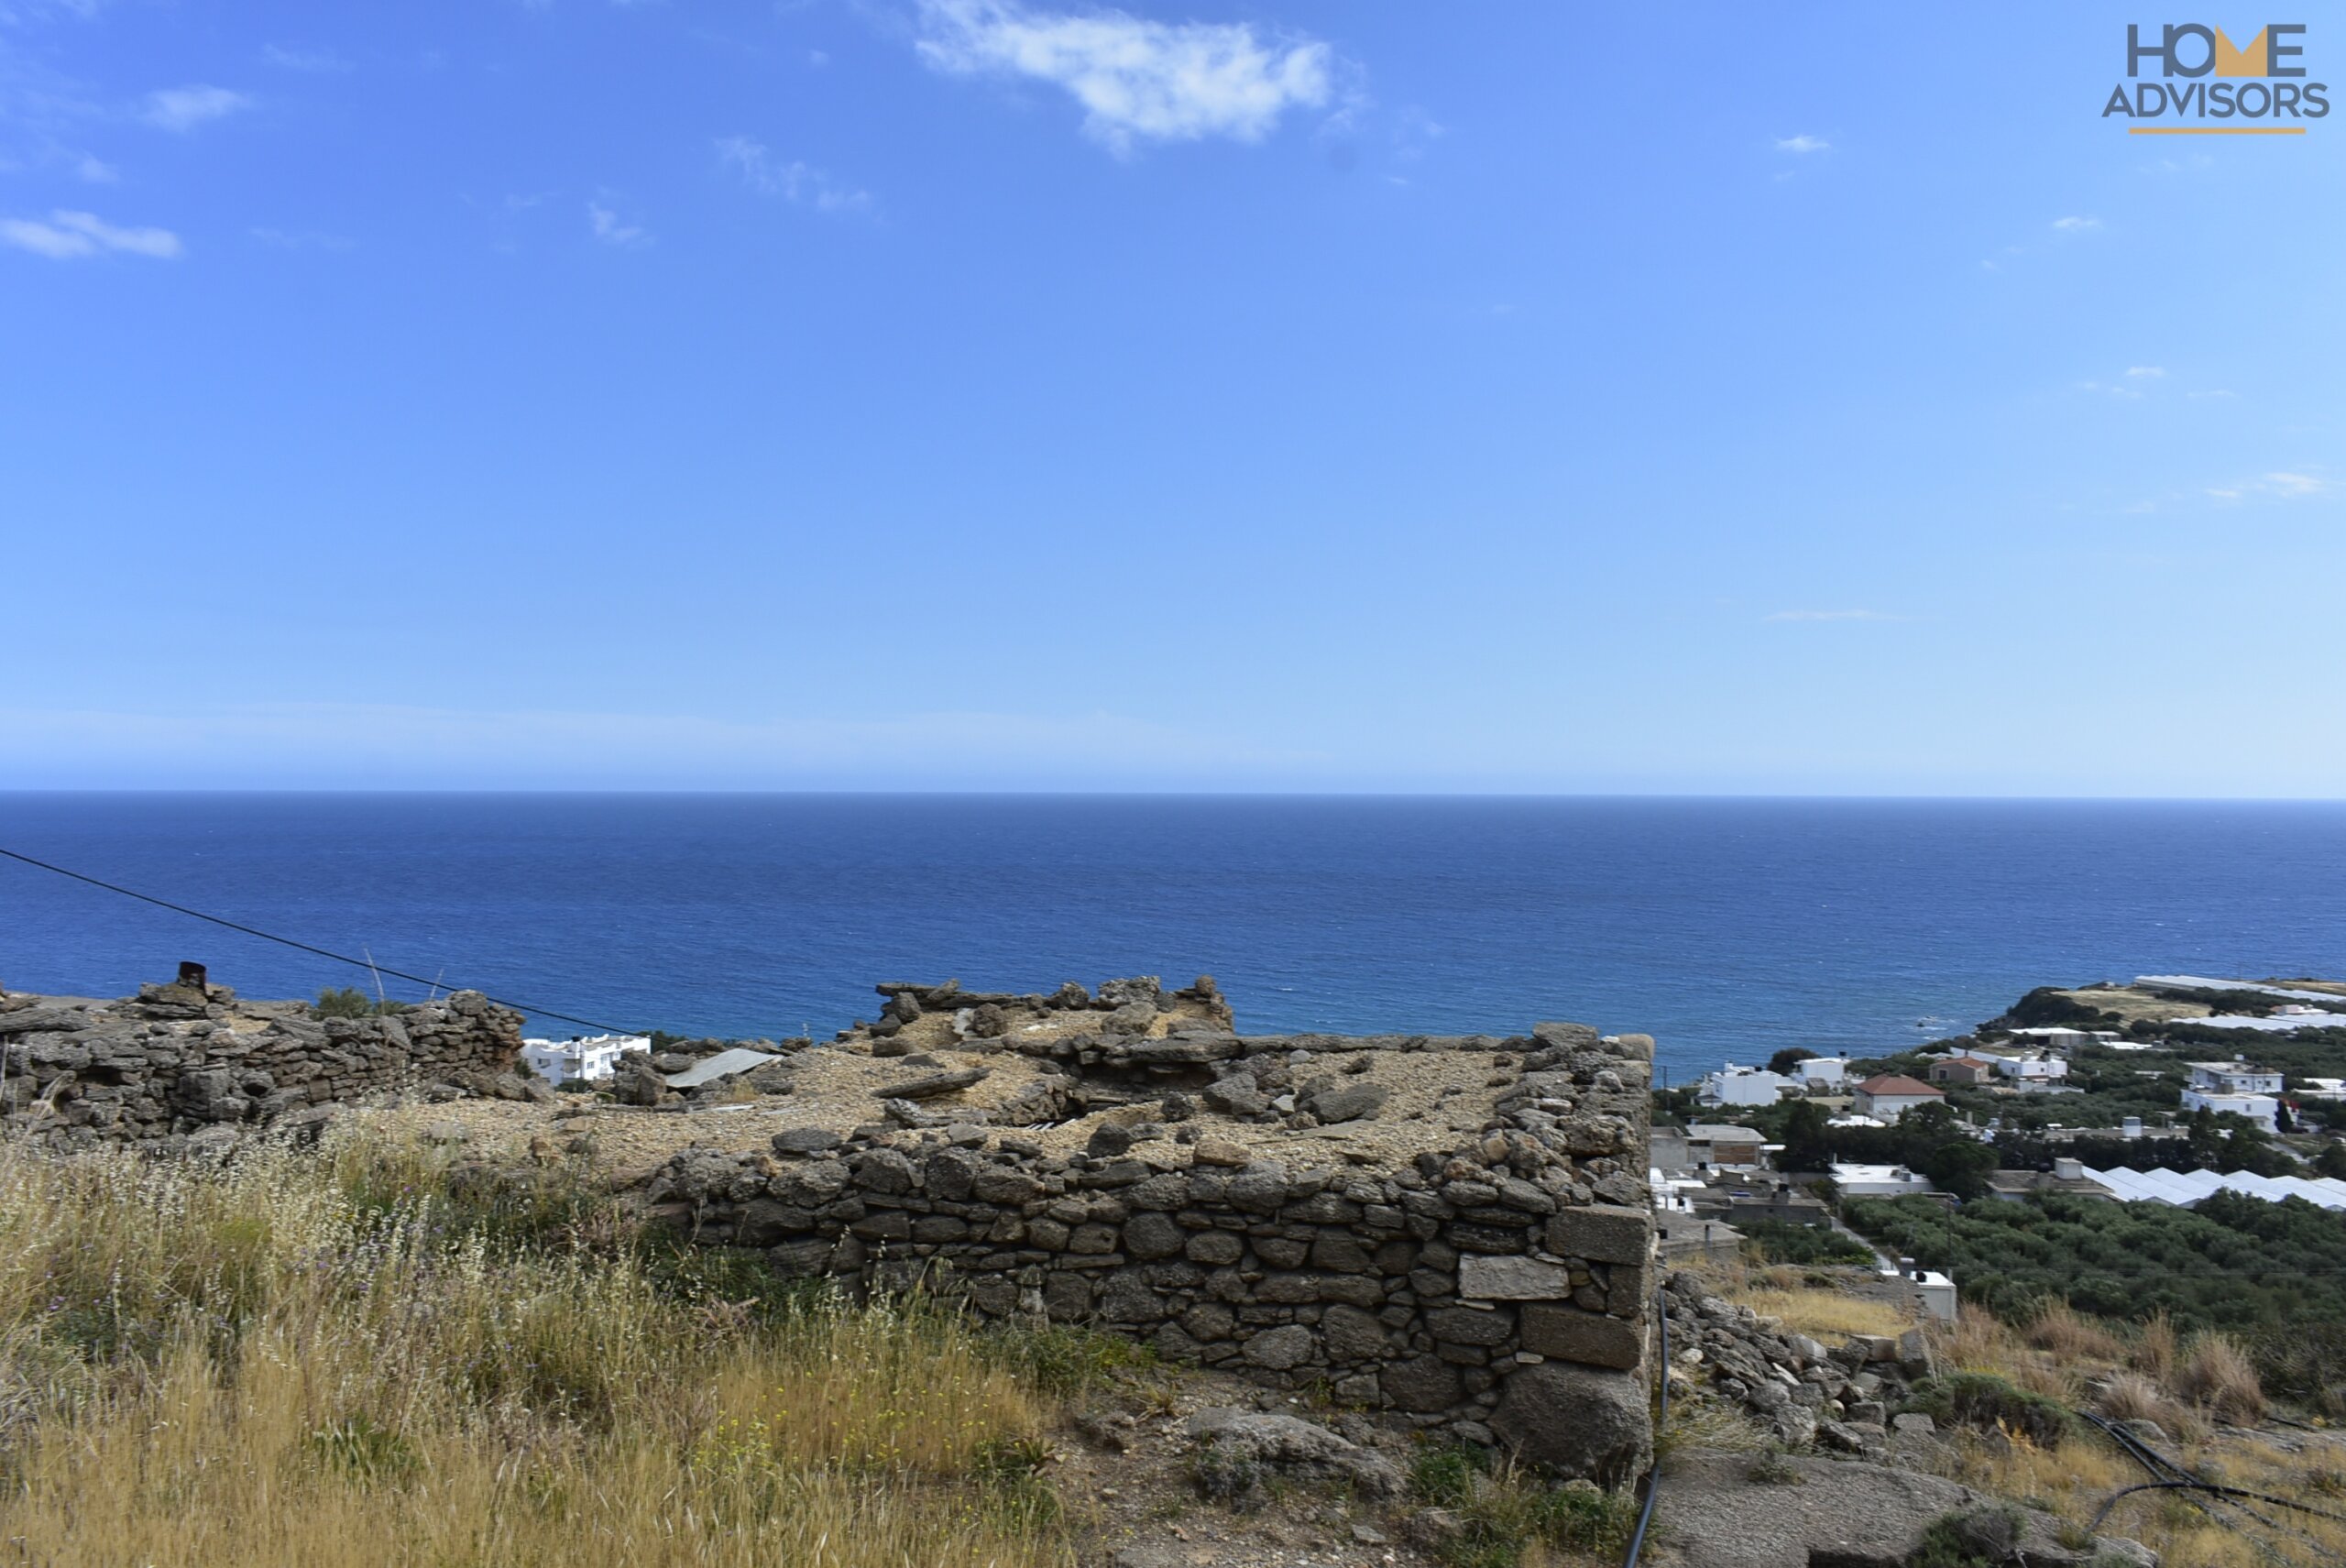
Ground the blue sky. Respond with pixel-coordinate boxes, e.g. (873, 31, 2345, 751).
(2, 3, 2339, 795)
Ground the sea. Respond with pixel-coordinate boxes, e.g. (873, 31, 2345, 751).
(4, 794, 2342, 1083)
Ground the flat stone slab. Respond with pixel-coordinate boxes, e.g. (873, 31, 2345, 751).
(663, 1048, 781, 1089)
(1459, 1255, 1571, 1299)
(1644, 1451, 2136, 1568)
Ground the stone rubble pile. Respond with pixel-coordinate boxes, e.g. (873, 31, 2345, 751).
(1662, 1270, 1937, 1455)
(0, 973, 530, 1151)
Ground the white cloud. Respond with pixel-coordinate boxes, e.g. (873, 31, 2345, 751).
(2206, 471, 2332, 503)
(1774, 134, 1828, 153)
(586, 199, 649, 247)
(1764, 609, 1900, 623)
(0, 207, 180, 258)
(142, 83, 250, 132)
(71, 151, 115, 181)
(2051, 214, 2101, 233)
(914, 0, 1333, 152)
(2124, 366, 2165, 378)
(262, 44, 349, 73)
(715, 136, 872, 212)
(2187, 388, 2237, 400)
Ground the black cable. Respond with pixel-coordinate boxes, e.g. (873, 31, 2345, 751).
(2087, 1479, 2346, 1537)
(1621, 1282, 1667, 1568)
(0, 845, 639, 1036)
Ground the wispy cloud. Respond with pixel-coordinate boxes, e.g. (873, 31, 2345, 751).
(261, 44, 349, 73)
(2125, 366, 2165, 378)
(2206, 471, 2332, 503)
(714, 137, 872, 213)
(142, 83, 250, 132)
(586, 199, 649, 247)
(913, 0, 1333, 152)
(1765, 609, 1900, 623)
(0, 207, 180, 259)
(2051, 214, 2101, 233)
(1773, 134, 1829, 153)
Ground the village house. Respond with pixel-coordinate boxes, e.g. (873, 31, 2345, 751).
(2007, 1025, 2120, 1053)
(519, 1032, 652, 1086)
(2188, 1058, 2284, 1097)
(1972, 1047, 2069, 1082)
(1850, 1072, 1945, 1122)
(1696, 1062, 1799, 1108)
(1927, 1055, 1997, 1086)
(1792, 1055, 1851, 1090)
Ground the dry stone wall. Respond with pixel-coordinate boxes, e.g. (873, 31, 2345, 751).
(647, 1012, 1661, 1484)
(0, 974, 527, 1151)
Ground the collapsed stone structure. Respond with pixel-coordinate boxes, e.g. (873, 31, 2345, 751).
(0, 967, 1664, 1483)
(644, 977, 1661, 1484)
(1663, 1270, 1936, 1455)
(0, 971, 528, 1151)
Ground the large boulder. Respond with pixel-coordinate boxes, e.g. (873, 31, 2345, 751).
(1489, 1363, 1651, 1486)
(1182, 1408, 1401, 1498)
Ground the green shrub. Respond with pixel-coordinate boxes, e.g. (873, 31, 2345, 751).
(1434, 1473, 1637, 1568)
(1907, 1373, 2072, 1447)
(1738, 1220, 1875, 1267)
(1911, 1503, 2024, 1568)
(311, 986, 406, 1020)
(1409, 1442, 1488, 1506)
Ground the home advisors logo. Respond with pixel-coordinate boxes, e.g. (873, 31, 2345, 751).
(2104, 23, 2327, 132)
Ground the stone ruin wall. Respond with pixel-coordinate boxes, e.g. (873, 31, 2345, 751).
(648, 1004, 1661, 1484)
(0, 975, 526, 1151)
(0, 968, 1661, 1482)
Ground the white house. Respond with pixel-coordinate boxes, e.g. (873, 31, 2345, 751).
(1975, 1048, 2069, 1082)
(1850, 1073, 1946, 1123)
(2009, 1026, 2119, 1053)
(1830, 1162, 1939, 1198)
(2180, 1089, 2280, 1132)
(1698, 1064, 1799, 1108)
(521, 1033, 652, 1086)
(1795, 1056, 1851, 1090)
(2188, 1059, 2283, 1097)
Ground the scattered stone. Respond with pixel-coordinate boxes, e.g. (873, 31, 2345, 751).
(882, 1067, 991, 1101)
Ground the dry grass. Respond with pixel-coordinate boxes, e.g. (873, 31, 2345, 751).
(2134, 1310, 2180, 1385)
(2026, 1299, 2128, 1364)
(2176, 1334, 2268, 1426)
(1898, 1301, 2346, 1567)
(0, 1135, 1081, 1567)
(2096, 1371, 2195, 1435)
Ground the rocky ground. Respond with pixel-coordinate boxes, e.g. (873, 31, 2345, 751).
(356, 976, 1568, 1186)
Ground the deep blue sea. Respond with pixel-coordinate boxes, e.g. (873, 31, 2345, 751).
(3, 795, 2342, 1082)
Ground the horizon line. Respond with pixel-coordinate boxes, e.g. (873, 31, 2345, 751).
(4, 787, 2345, 805)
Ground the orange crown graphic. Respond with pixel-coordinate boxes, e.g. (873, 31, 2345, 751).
(2214, 27, 2270, 76)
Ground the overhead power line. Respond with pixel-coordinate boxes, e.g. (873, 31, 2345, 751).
(0, 845, 639, 1036)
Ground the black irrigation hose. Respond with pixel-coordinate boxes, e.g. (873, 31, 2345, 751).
(2078, 1405, 2346, 1564)
(1621, 1287, 1668, 1568)
(2086, 1479, 2346, 1538)
(0, 845, 641, 1036)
